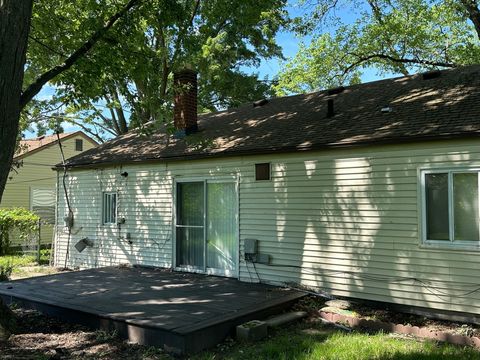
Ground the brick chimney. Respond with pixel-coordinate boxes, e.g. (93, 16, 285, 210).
(173, 69, 198, 135)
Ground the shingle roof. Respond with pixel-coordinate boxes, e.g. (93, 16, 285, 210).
(16, 131, 98, 159)
(16, 132, 75, 157)
(62, 65, 480, 168)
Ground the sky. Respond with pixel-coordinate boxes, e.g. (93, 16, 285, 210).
(25, 2, 392, 139)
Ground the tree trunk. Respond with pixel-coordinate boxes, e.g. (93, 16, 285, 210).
(461, 0, 480, 39)
(0, 298, 16, 341)
(0, 0, 33, 338)
(0, 0, 33, 203)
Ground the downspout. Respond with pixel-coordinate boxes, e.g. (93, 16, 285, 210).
(55, 132, 73, 269)
(52, 169, 60, 266)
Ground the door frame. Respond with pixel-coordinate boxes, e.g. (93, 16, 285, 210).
(172, 175, 240, 278)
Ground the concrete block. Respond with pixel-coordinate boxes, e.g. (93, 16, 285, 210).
(236, 320, 267, 342)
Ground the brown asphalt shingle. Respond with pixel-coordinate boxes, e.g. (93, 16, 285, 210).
(62, 65, 480, 168)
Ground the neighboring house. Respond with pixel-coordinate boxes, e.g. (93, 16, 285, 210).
(2, 132, 98, 246)
(55, 66, 480, 320)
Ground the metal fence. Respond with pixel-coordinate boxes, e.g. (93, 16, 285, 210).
(6, 220, 50, 263)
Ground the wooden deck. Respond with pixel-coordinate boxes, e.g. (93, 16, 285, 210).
(0, 266, 305, 354)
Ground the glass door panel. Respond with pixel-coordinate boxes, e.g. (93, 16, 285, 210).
(176, 182, 204, 268)
(206, 182, 237, 273)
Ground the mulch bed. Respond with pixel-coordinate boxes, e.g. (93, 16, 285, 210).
(0, 308, 168, 360)
(293, 295, 480, 348)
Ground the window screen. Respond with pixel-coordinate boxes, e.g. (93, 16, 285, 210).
(423, 170, 480, 245)
(255, 163, 271, 181)
(102, 192, 117, 224)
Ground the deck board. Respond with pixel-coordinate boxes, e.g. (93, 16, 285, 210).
(0, 266, 305, 354)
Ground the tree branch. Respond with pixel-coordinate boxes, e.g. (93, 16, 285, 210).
(461, 0, 480, 38)
(66, 119, 105, 143)
(366, 0, 409, 76)
(20, 0, 142, 110)
(343, 53, 457, 76)
(171, 0, 201, 66)
(112, 89, 128, 133)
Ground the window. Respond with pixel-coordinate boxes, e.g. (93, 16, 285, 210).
(255, 163, 271, 181)
(102, 192, 117, 224)
(31, 188, 55, 224)
(422, 169, 480, 247)
(75, 139, 83, 151)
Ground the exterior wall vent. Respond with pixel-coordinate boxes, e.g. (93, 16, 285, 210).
(255, 163, 271, 181)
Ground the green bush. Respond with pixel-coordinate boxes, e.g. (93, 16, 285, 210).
(0, 262, 13, 282)
(39, 249, 51, 265)
(0, 208, 39, 255)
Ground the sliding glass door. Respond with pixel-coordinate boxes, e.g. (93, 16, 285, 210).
(175, 180, 237, 277)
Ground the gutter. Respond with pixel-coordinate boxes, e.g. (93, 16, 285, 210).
(53, 132, 480, 171)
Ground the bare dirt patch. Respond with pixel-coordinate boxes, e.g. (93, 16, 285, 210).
(10, 266, 64, 280)
(0, 308, 170, 359)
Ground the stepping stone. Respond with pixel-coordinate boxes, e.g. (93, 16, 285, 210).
(324, 299, 352, 310)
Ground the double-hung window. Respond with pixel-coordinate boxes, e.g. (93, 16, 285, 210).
(102, 192, 117, 224)
(421, 169, 480, 248)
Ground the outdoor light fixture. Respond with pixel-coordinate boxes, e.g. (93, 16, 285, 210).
(120, 171, 128, 177)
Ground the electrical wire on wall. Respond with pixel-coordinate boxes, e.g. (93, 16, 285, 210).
(246, 261, 480, 301)
(56, 131, 74, 269)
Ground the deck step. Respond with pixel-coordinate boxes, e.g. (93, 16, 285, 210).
(265, 311, 307, 327)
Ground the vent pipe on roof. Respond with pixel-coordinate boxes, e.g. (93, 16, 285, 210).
(173, 68, 198, 136)
(327, 86, 345, 95)
(326, 99, 335, 118)
(422, 70, 441, 80)
(253, 98, 269, 107)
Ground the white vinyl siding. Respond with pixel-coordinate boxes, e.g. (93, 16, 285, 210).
(54, 138, 480, 317)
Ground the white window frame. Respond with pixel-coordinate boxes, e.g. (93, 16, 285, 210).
(102, 192, 117, 225)
(420, 167, 480, 250)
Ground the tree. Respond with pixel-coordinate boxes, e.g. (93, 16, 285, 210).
(0, 0, 33, 210)
(275, 0, 480, 95)
(1, 0, 141, 202)
(26, 0, 287, 142)
(0, 0, 145, 338)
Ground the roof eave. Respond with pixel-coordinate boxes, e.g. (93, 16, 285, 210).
(55, 132, 480, 171)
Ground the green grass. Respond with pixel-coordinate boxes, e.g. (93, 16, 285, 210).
(0, 255, 37, 268)
(193, 323, 480, 360)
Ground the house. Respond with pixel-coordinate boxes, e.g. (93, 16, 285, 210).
(1, 132, 98, 246)
(54, 66, 480, 321)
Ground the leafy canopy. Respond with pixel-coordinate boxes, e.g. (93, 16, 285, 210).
(275, 0, 480, 95)
(25, 0, 288, 141)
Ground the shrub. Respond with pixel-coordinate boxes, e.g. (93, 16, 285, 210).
(0, 208, 39, 255)
(0, 262, 13, 282)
